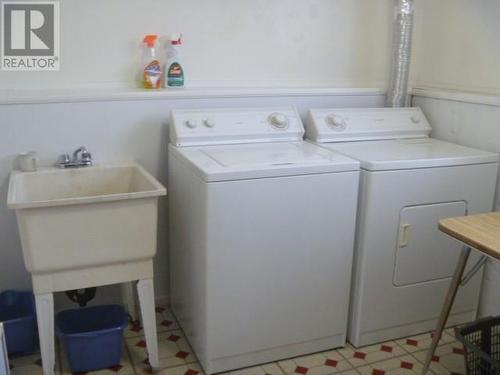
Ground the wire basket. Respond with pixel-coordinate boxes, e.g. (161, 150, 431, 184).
(455, 316, 500, 375)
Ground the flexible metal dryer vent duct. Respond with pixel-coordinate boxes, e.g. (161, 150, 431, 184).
(385, 0, 415, 107)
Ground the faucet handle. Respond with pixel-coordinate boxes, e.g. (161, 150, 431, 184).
(59, 154, 71, 165)
(81, 150, 92, 164)
(82, 149, 92, 160)
(57, 147, 92, 168)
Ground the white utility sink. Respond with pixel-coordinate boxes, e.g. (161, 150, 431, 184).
(8, 162, 166, 285)
(7, 162, 166, 375)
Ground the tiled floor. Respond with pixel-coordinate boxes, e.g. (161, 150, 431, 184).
(8, 306, 467, 375)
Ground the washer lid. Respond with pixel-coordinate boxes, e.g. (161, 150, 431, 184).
(324, 138, 499, 171)
(170, 141, 360, 182)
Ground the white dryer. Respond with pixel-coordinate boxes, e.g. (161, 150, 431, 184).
(168, 108, 360, 374)
(305, 107, 499, 347)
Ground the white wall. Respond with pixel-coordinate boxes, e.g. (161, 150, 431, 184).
(0, 0, 393, 90)
(0, 92, 384, 306)
(414, 0, 500, 95)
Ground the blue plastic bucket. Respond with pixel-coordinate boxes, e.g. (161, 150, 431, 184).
(56, 305, 128, 373)
(0, 290, 37, 355)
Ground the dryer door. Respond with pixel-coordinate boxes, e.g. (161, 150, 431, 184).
(393, 201, 467, 286)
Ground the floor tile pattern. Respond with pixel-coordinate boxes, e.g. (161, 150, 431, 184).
(8, 306, 467, 375)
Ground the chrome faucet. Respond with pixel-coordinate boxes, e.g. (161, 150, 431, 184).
(57, 146, 93, 168)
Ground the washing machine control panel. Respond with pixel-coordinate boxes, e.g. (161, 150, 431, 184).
(305, 107, 432, 142)
(171, 108, 304, 146)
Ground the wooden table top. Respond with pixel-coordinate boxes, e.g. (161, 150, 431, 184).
(439, 212, 500, 260)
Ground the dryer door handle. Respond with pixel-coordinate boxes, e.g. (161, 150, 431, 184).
(398, 223, 410, 248)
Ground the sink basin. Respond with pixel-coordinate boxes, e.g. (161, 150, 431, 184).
(7, 162, 166, 293)
(8, 162, 165, 209)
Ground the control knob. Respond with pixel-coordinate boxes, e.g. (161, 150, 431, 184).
(185, 120, 197, 129)
(268, 113, 289, 129)
(410, 115, 420, 124)
(325, 114, 346, 131)
(204, 119, 215, 128)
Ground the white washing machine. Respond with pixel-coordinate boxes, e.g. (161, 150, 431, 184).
(305, 107, 499, 347)
(168, 107, 360, 374)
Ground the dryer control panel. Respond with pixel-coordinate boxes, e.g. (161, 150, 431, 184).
(305, 107, 432, 143)
(170, 107, 304, 146)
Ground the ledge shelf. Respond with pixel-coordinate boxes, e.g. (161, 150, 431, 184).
(0, 87, 386, 105)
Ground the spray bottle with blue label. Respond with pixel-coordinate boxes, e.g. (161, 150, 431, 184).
(164, 33, 185, 88)
(142, 35, 162, 89)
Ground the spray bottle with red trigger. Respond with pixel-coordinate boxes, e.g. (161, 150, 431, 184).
(164, 33, 185, 88)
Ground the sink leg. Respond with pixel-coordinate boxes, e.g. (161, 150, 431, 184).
(122, 282, 139, 322)
(35, 293, 55, 375)
(137, 278, 159, 370)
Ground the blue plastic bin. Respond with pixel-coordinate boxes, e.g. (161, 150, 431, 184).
(0, 290, 37, 355)
(56, 305, 128, 373)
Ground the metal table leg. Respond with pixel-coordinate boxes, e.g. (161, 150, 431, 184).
(421, 246, 471, 375)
